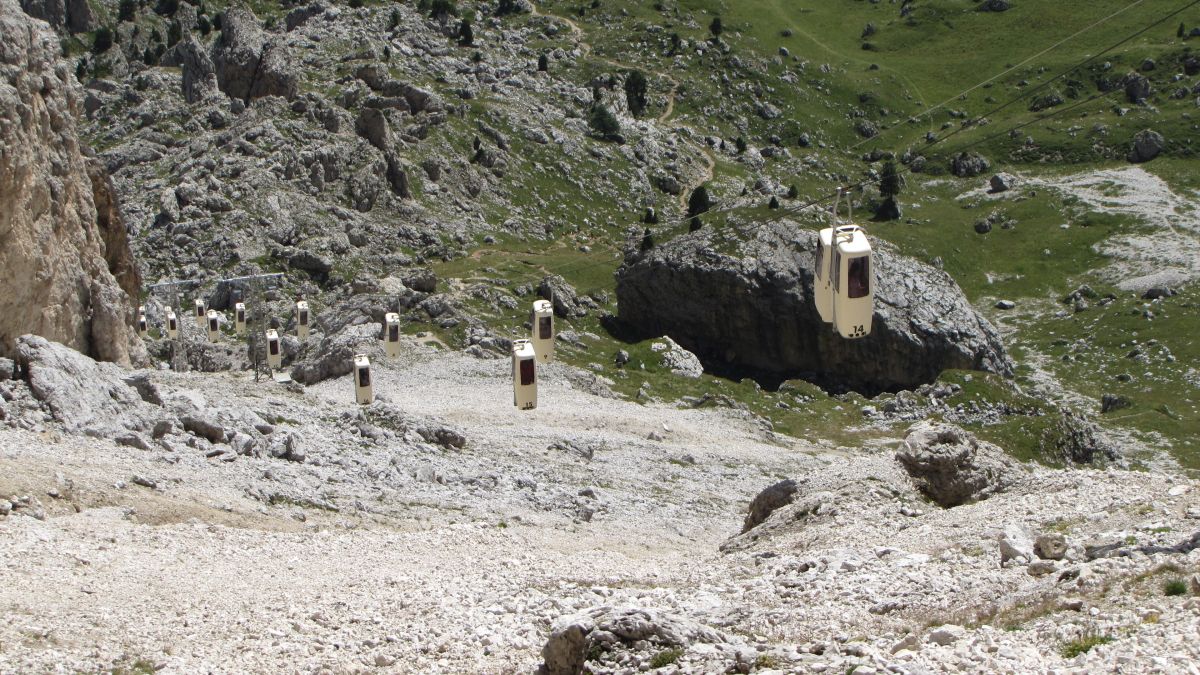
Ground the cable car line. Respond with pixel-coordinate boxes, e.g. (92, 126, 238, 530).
(848, 0, 1150, 152)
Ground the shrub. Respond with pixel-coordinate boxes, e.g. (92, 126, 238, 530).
(458, 18, 473, 45)
(787, 183, 799, 199)
(537, 53, 548, 71)
(118, 0, 137, 22)
(497, 0, 519, 16)
(689, 216, 702, 232)
(155, 0, 179, 16)
(390, 8, 402, 29)
(624, 70, 647, 117)
(709, 16, 722, 39)
(92, 27, 113, 53)
(879, 160, 903, 198)
(349, 0, 364, 8)
(650, 648, 683, 668)
(1163, 579, 1188, 596)
(734, 136, 747, 154)
(768, 195, 779, 209)
(687, 184, 710, 218)
(1060, 635, 1111, 658)
(588, 104, 620, 139)
(640, 227, 655, 251)
(197, 14, 212, 35)
(430, 0, 457, 19)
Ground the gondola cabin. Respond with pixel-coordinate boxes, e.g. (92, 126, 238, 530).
(296, 301, 310, 341)
(265, 329, 282, 369)
(353, 354, 373, 405)
(384, 312, 402, 358)
(136, 306, 148, 337)
(206, 309, 221, 343)
(234, 302, 247, 334)
(530, 300, 554, 363)
(165, 308, 179, 339)
(512, 339, 537, 411)
(194, 298, 207, 327)
(830, 225, 873, 339)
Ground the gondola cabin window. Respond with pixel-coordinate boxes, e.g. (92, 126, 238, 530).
(531, 299, 555, 363)
(520, 358, 535, 386)
(358, 366, 370, 387)
(847, 256, 870, 299)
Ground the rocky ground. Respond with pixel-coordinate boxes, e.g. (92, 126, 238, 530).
(1, 338, 1198, 673)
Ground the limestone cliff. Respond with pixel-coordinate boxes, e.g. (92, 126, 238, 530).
(0, 0, 145, 366)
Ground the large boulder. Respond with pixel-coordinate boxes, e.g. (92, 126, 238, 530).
(895, 421, 1022, 507)
(212, 8, 298, 103)
(741, 478, 798, 532)
(1128, 129, 1164, 163)
(951, 152, 991, 177)
(0, 0, 144, 366)
(18, 0, 94, 33)
(14, 335, 164, 436)
(615, 222, 1011, 395)
(290, 297, 388, 385)
(177, 35, 218, 104)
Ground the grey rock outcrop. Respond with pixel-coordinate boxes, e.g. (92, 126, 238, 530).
(951, 152, 991, 177)
(290, 298, 389, 385)
(0, 0, 144, 366)
(538, 607, 729, 675)
(895, 421, 1021, 507)
(1122, 72, 1152, 104)
(15, 335, 164, 436)
(1128, 129, 1164, 163)
(212, 9, 299, 104)
(177, 35, 218, 104)
(742, 478, 798, 532)
(615, 222, 1011, 394)
(538, 275, 587, 318)
(18, 0, 93, 33)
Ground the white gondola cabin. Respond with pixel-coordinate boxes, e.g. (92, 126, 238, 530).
(815, 189, 874, 339)
(206, 309, 221, 343)
(384, 312, 402, 358)
(530, 300, 555, 363)
(165, 308, 179, 339)
(512, 339, 537, 410)
(353, 354, 373, 405)
(194, 298, 207, 327)
(265, 329, 282, 369)
(136, 306, 148, 337)
(234, 302, 247, 334)
(296, 300, 310, 341)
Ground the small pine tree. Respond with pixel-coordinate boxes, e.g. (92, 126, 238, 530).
(768, 195, 780, 209)
(167, 20, 182, 47)
(118, 0, 137, 22)
(879, 160, 903, 199)
(155, 0, 179, 17)
(75, 58, 88, 80)
(787, 184, 799, 199)
(143, 47, 157, 65)
(643, 207, 658, 224)
(430, 0, 457, 19)
(349, 0, 364, 8)
(689, 216, 702, 232)
(624, 70, 647, 117)
(640, 227, 655, 251)
(458, 18, 473, 45)
(687, 184, 710, 218)
(735, 136, 747, 154)
(1179, 22, 1186, 38)
(197, 14, 212, 35)
(588, 103, 620, 139)
(497, 0, 517, 16)
(92, 27, 113, 53)
(709, 16, 723, 39)
(390, 8, 402, 29)
(537, 53, 549, 71)
(669, 32, 681, 54)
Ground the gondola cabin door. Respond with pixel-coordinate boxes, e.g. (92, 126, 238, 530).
(815, 229, 834, 324)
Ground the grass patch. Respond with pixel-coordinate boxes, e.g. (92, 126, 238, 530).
(649, 647, 684, 668)
(1163, 579, 1188, 597)
(1060, 634, 1112, 659)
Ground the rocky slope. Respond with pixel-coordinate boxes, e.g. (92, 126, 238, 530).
(0, 340, 1196, 673)
(0, 0, 143, 366)
(616, 219, 1012, 394)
